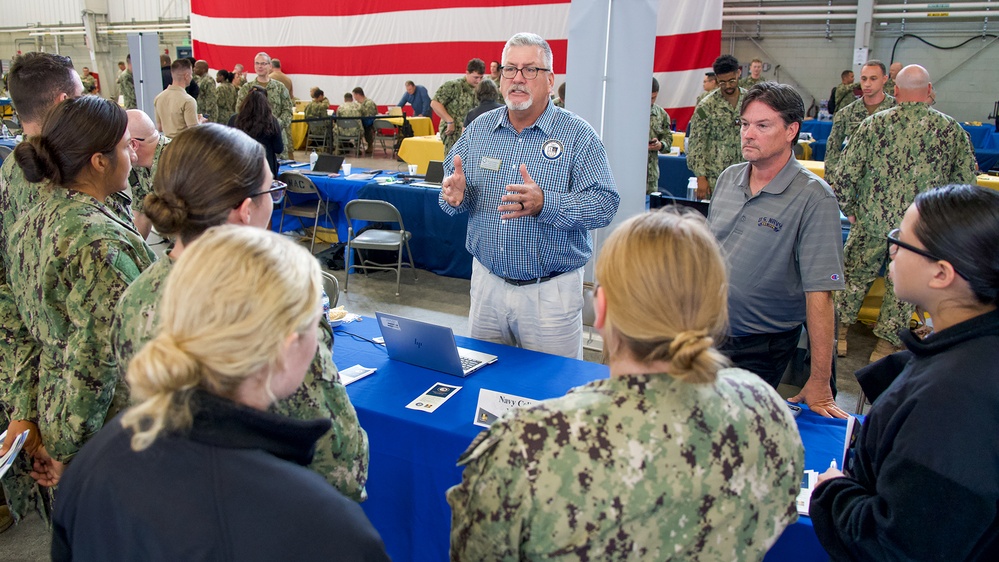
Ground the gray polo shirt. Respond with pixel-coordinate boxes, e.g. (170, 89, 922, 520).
(707, 156, 844, 336)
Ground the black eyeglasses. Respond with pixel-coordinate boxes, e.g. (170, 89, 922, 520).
(500, 66, 550, 80)
(886, 228, 941, 261)
(249, 180, 287, 203)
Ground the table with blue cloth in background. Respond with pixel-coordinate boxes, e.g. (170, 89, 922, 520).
(271, 165, 378, 241)
(357, 182, 472, 278)
(334, 317, 851, 562)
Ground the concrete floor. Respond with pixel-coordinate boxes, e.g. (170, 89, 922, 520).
(1, 148, 876, 557)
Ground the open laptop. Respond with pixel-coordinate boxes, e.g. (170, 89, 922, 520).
(376, 312, 497, 377)
(410, 160, 445, 188)
(301, 154, 344, 176)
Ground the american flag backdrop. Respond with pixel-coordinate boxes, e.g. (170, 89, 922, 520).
(191, 0, 721, 130)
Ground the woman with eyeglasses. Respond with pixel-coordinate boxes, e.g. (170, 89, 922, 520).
(448, 210, 803, 560)
(229, 85, 283, 178)
(7, 96, 156, 487)
(811, 184, 999, 561)
(55, 226, 389, 561)
(111, 123, 369, 501)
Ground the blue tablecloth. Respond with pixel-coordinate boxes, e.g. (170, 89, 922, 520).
(812, 140, 827, 161)
(272, 165, 378, 241)
(801, 120, 833, 142)
(657, 154, 695, 198)
(335, 318, 846, 562)
(357, 182, 472, 278)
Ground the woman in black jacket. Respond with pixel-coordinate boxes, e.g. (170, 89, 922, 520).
(229, 85, 283, 177)
(811, 184, 999, 561)
(52, 226, 389, 562)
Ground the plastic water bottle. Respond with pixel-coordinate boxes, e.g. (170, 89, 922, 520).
(309, 149, 319, 170)
(686, 177, 698, 201)
(321, 290, 331, 327)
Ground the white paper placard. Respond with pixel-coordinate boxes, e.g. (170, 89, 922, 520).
(473, 389, 537, 427)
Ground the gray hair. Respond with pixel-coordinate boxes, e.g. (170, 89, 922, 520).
(503, 33, 553, 70)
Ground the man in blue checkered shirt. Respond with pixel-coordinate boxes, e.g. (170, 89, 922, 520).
(439, 32, 619, 360)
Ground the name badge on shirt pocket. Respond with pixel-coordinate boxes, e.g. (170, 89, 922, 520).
(480, 156, 502, 172)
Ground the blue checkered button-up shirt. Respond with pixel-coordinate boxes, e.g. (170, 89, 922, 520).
(439, 101, 619, 281)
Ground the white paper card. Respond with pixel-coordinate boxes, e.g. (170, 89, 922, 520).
(797, 470, 819, 515)
(0, 429, 30, 480)
(340, 365, 376, 386)
(405, 382, 460, 413)
(473, 389, 537, 427)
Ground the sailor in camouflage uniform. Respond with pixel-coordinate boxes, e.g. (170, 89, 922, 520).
(215, 71, 238, 124)
(79, 67, 97, 94)
(448, 211, 803, 561)
(6, 97, 155, 474)
(824, 60, 897, 187)
(829, 70, 859, 115)
(193, 60, 217, 123)
(0, 52, 85, 523)
(739, 58, 764, 89)
(687, 55, 745, 198)
(126, 109, 170, 240)
(431, 58, 485, 156)
(835, 65, 978, 362)
(647, 77, 672, 194)
(237, 53, 293, 158)
(111, 124, 369, 501)
(117, 56, 136, 110)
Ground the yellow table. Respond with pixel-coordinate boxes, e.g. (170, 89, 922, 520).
(799, 159, 825, 179)
(978, 173, 999, 190)
(291, 112, 307, 150)
(398, 135, 445, 174)
(385, 116, 434, 137)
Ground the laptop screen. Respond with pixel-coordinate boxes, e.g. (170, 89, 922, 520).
(424, 161, 444, 184)
(313, 154, 344, 173)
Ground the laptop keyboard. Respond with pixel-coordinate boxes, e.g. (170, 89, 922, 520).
(459, 356, 483, 372)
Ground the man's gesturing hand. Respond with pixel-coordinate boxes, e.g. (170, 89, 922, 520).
(442, 155, 467, 207)
(499, 164, 544, 219)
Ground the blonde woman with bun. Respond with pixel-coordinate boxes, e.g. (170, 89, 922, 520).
(448, 209, 804, 561)
(52, 226, 389, 561)
(110, 123, 369, 500)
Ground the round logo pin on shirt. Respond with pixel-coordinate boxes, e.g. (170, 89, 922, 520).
(542, 139, 563, 160)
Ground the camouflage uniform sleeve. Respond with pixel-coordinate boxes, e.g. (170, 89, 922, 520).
(833, 118, 873, 218)
(276, 83, 293, 129)
(685, 104, 710, 178)
(47, 238, 146, 461)
(948, 124, 980, 183)
(235, 82, 249, 112)
(824, 111, 847, 186)
(274, 320, 369, 501)
(199, 77, 218, 123)
(447, 421, 532, 561)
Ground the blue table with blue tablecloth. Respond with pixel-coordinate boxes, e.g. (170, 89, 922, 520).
(357, 181, 472, 279)
(335, 317, 849, 562)
(271, 165, 379, 240)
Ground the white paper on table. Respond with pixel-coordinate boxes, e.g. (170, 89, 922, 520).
(473, 389, 537, 428)
(405, 382, 460, 413)
(797, 470, 819, 515)
(0, 429, 30, 480)
(340, 364, 376, 386)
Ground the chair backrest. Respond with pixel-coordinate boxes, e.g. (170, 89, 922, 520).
(581, 282, 596, 327)
(344, 199, 405, 230)
(320, 271, 340, 308)
(373, 119, 394, 130)
(337, 118, 362, 134)
(0, 145, 11, 162)
(278, 171, 320, 195)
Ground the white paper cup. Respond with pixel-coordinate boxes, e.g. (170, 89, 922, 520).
(408, 164, 418, 175)
(342, 163, 352, 175)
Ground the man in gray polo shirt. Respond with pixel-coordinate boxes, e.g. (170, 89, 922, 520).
(707, 82, 847, 419)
